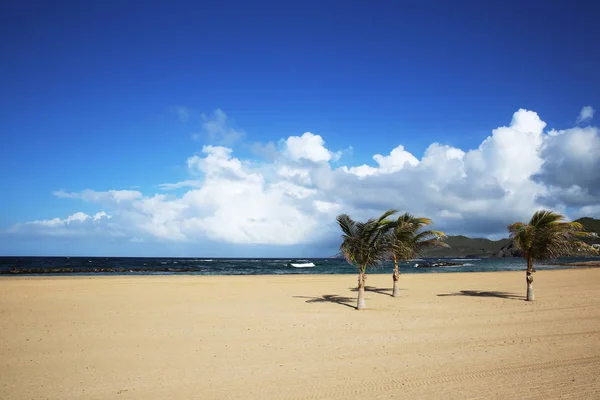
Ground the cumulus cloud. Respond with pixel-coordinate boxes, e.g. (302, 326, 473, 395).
(343, 144, 420, 178)
(8, 107, 600, 251)
(577, 106, 595, 123)
(533, 125, 600, 206)
(284, 132, 333, 163)
(330, 112, 548, 236)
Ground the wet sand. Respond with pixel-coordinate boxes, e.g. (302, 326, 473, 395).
(1, 269, 599, 399)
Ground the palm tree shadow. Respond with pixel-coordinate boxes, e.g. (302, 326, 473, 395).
(349, 286, 400, 297)
(293, 295, 356, 309)
(437, 290, 524, 301)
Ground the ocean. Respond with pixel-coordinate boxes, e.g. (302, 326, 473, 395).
(0, 256, 598, 275)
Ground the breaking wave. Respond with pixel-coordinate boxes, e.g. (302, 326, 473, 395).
(290, 262, 316, 268)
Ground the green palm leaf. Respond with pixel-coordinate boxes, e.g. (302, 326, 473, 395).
(508, 209, 598, 267)
(388, 212, 448, 262)
(336, 209, 397, 274)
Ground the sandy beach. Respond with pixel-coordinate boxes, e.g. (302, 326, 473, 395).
(1, 269, 599, 399)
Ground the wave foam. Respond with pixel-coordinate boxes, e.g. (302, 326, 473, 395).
(290, 262, 315, 268)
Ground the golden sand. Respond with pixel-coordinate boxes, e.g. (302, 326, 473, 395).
(1, 269, 600, 399)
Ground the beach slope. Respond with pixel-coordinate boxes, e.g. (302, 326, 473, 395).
(1, 269, 599, 399)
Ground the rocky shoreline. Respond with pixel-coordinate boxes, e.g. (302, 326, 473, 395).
(414, 261, 463, 268)
(554, 261, 600, 268)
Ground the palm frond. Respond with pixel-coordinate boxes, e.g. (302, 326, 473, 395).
(336, 210, 398, 273)
(336, 214, 356, 238)
(507, 210, 597, 262)
(529, 210, 564, 228)
(386, 213, 447, 261)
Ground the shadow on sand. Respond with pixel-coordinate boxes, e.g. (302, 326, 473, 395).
(437, 290, 524, 301)
(293, 295, 356, 309)
(349, 286, 402, 297)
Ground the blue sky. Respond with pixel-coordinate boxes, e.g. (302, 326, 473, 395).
(1, 1, 599, 256)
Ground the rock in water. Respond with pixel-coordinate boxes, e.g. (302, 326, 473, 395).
(415, 261, 463, 268)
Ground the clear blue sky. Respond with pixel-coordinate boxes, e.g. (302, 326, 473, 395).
(1, 0, 599, 256)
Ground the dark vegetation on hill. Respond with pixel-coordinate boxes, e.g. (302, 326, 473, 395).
(421, 217, 600, 258)
(576, 217, 600, 234)
(422, 235, 509, 258)
(575, 217, 600, 246)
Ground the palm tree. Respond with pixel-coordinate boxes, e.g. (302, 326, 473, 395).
(508, 210, 598, 301)
(388, 213, 448, 297)
(336, 210, 397, 310)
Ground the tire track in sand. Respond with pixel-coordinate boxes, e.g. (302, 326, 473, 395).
(276, 355, 600, 400)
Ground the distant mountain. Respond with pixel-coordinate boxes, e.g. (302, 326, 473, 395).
(422, 235, 510, 258)
(575, 217, 600, 245)
(575, 217, 600, 234)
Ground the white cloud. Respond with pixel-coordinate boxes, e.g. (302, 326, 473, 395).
(158, 180, 203, 191)
(373, 144, 420, 172)
(192, 108, 244, 145)
(187, 145, 261, 183)
(314, 200, 341, 213)
(440, 210, 462, 219)
(341, 164, 378, 178)
(277, 165, 311, 182)
(575, 204, 600, 218)
(93, 211, 110, 221)
(343, 144, 419, 178)
(9, 107, 600, 248)
(533, 125, 600, 206)
(577, 106, 595, 123)
(9, 211, 111, 237)
(284, 132, 332, 163)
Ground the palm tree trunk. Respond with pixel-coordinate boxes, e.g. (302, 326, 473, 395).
(526, 256, 534, 301)
(392, 259, 401, 297)
(357, 270, 366, 310)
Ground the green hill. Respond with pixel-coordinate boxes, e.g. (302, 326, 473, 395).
(574, 217, 600, 234)
(422, 235, 510, 258)
(574, 217, 600, 245)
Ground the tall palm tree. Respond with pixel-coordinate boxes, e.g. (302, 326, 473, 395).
(508, 210, 598, 301)
(336, 210, 397, 310)
(388, 213, 448, 297)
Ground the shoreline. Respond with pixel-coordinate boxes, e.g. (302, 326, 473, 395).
(555, 260, 600, 267)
